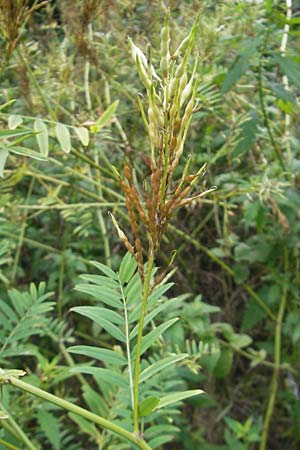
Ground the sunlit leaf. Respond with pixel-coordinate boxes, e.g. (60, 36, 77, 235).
(55, 123, 71, 153)
(8, 114, 23, 129)
(34, 118, 49, 157)
(155, 389, 203, 410)
(74, 126, 89, 146)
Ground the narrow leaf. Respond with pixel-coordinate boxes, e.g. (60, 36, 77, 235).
(93, 100, 119, 132)
(79, 274, 119, 289)
(0, 128, 34, 139)
(37, 409, 61, 450)
(68, 345, 127, 366)
(90, 260, 119, 280)
(155, 389, 203, 410)
(55, 123, 71, 153)
(74, 284, 122, 308)
(119, 252, 137, 284)
(70, 366, 128, 388)
(139, 396, 160, 417)
(71, 306, 126, 342)
(9, 146, 48, 161)
(0, 148, 9, 177)
(139, 354, 188, 383)
(34, 118, 49, 157)
(132, 318, 179, 358)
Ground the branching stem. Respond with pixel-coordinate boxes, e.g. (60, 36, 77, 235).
(5, 377, 152, 450)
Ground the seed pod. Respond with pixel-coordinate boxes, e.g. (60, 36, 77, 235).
(175, 58, 186, 80)
(181, 97, 194, 129)
(160, 13, 170, 78)
(128, 37, 148, 68)
(136, 55, 152, 89)
(179, 72, 188, 96)
(169, 77, 178, 99)
(123, 164, 132, 182)
(109, 212, 135, 255)
(173, 13, 200, 59)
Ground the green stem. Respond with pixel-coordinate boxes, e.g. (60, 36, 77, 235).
(0, 438, 21, 450)
(0, 403, 37, 450)
(133, 251, 155, 435)
(6, 377, 152, 450)
(119, 280, 134, 409)
(219, 339, 295, 374)
(259, 249, 289, 450)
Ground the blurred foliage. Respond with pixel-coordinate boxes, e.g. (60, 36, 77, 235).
(0, 0, 300, 449)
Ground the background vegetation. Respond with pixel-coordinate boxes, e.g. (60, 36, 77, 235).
(0, 0, 299, 449)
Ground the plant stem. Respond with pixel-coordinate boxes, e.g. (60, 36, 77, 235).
(133, 251, 155, 435)
(0, 402, 37, 450)
(119, 281, 134, 409)
(6, 376, 152, 450)
(0, 439, 21, 450)
(260, 249, 289, 450)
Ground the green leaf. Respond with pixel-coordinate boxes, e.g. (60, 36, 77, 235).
(233, 111, 258, 158)
(92, 100, 119, 132)
(9, 146, 48, 161)
(0, 128, 34, 139)
(34, 118, 49, 157)
(70, 366, 128, 388)
(0, 148, 9, 177)
(149, 435, 176, 449)
(130, 298, 181, 336)
(8, 114, 23, 129)
(124, 271, 142, 306)
(269, 82, 296, 105)
(119, 252, 137, 284)
(37, 409, 61, 450)
(221, 55, 251, 93)
(90, 260, 119, 280)
(74, 284, 122, 308)
(71, 306, 123, 324)
(68, 345, 127, 366)
(139, 354, 188, 383)
(69, 413, 101, 441)
(82, 385, 109, 417)
(70, 306, 126, 342)
(55, 123, 71, 153)
(214, 348, 233, 378)
(242, 298, 267, 331)
(79, 274, 119, 289)
(74, 126, 89, 146)
(69, 413, 102, 442)
(273, 54, 300, 91)
(138, 396, 160, 417)
(229, 333, 252, 348)
(132, 318, 179, 358)
(155, 389, 203, 410)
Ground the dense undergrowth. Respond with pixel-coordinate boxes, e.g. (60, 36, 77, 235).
(0, 1, 300, 449)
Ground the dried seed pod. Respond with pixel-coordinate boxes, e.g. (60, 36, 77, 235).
(109, 212, 135, 255)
